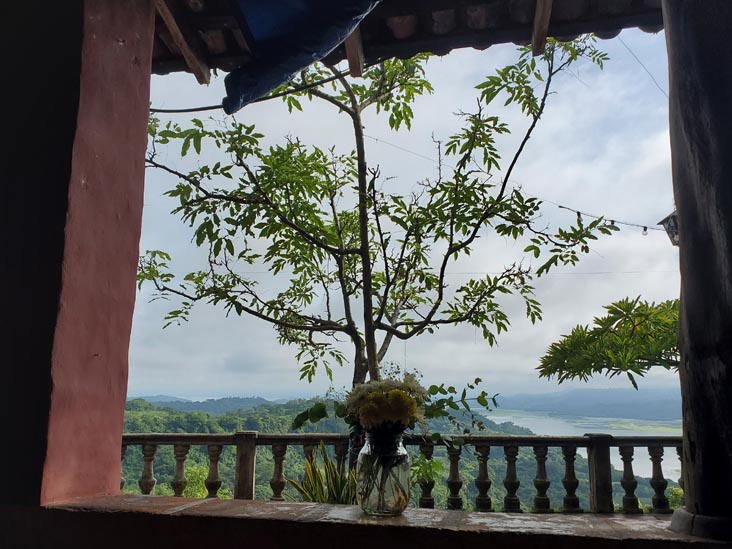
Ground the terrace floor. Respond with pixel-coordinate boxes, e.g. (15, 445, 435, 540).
(4, 495, 723, 548)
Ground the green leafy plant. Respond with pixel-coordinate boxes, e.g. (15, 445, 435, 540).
(293, 374, 498, 438)
(538, 297, 679, 388)
(288, 442, 357, 504)
(183, 464, 233, 499)
(410, 454, 444, 484)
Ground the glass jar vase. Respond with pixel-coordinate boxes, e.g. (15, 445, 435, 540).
(356, 433, 410, 516)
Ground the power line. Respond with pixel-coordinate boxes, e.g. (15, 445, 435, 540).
(237, 268, 676, 276)
(618, 36, 669, 99)
(364, 134, 446, 165)
(150, 69, 353, 114)
(549, 202, 665, 233)
(445, 270, 676, 276)
(363, 132, 665, 235)
(149, 67, 667, 235)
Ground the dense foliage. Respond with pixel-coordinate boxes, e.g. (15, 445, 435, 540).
(538, 298, 679, 388)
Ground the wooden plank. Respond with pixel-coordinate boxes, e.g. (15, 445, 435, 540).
(532, 0, 553, 56)
(200, 29, 227, 55)
(154, 0, 210, 84)
(345, 25, 364, 77)
(232, 28, 252, 54)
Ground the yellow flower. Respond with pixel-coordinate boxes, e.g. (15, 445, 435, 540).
(345, 374, 426, 431)
(385, 389, 417, 426)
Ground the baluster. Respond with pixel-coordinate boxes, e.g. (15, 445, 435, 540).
(446, 445, 463, 510)
(171, 444, 190, 497)
(561, 445, 582, 513)
(474, 444, 492, 511)
(138, 443, 157, 495)
(120, 445, 127, 491)
(234, 431, 257, 500)
(586, 434, 614, 513)
(205, 444, 223, 498)
(418, 441, 435, 509)
(270, 443, 288, 501)
(503, 445, 522, 512)
(334, 441, 349, 476)
(303, 443, 316, 464)
(648, 445, 671, 513)
(533, 445, 551, 512)
(676, 445, 685, 508)
(619, 445, 641, 513)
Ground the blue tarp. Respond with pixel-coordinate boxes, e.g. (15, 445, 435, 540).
(223, 0, 380, 114)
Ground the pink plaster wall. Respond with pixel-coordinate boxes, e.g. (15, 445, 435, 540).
(41, 0, 154, 504)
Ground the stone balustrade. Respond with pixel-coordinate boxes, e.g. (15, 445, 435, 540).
(121, 432, 682, 513)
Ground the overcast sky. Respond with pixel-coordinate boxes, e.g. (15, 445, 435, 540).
(128, 29, 680, 401)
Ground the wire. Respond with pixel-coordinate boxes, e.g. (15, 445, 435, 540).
(237, 268, 677, 277)
(618, 36, 669, 99)
(149, 62, 668, 235)
(364, 134, 446, 166)
(151, 103, 222, 114)
(554, 203, 664, 232)
(363, 133, 666, 234)
(443, 270, 676, 276)
(150, 69, 352, 114)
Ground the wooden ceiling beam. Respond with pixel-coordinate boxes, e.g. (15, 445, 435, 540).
(154, 0, 210, 84)
(345, 25, 365, 77)
(532, 0, 554, 56)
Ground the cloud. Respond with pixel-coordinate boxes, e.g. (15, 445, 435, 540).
(130, 30, 679, 400)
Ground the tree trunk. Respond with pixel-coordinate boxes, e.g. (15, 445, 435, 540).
(352, 352, 369, 387)
(664, 1, 732, 540)
(351, 108, 380, 383)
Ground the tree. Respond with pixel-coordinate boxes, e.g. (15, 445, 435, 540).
(140, 37, 615, 390)
(537, 297, 679, 388)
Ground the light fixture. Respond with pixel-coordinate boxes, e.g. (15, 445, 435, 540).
(658, 210, 679, 246)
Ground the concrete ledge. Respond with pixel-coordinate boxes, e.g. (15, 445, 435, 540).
(671, 509, 732, 542)
(1, 495, 728, 549)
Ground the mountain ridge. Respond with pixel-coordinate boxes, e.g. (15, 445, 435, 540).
(127, 387, 681, 421)
(496, 387, 680, 421)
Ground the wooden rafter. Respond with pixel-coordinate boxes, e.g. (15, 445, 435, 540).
(154, 0, 210, 84)
(532, 0, 554, 56)
(345, 25, 365, 77)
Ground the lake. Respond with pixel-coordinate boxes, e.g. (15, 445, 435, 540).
(490, 409, 683, 480)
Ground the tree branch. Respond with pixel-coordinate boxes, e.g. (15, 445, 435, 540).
(237, 160, 361, 257)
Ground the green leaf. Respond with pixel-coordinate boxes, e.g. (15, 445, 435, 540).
(291, 410, 310, 430)
(308, 402, 328, 423)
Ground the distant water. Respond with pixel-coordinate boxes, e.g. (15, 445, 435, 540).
(490, 409, 682, 480)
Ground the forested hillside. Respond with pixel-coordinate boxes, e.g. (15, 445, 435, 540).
(123, 397, 672, 510)
(135, 396, 271, 414)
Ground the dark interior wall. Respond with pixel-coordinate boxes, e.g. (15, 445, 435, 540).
(663, 0, 732, 519)
(0, 2, 83, 506)
(0, 0, 154, 505)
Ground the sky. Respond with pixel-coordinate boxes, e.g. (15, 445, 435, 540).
(127, 29, 680, 401)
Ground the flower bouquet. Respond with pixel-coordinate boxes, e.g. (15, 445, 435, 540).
(344, 374, 428, 516)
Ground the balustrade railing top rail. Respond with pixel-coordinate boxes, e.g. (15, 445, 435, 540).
(121, 432, 683, 515)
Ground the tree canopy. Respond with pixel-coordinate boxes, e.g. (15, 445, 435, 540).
(538, 297, 679, 388)
(140, 37, 615, 390)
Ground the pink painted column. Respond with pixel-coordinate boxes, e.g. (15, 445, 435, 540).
(1, 0, 153, 506)
(39, 0, 155, 503)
